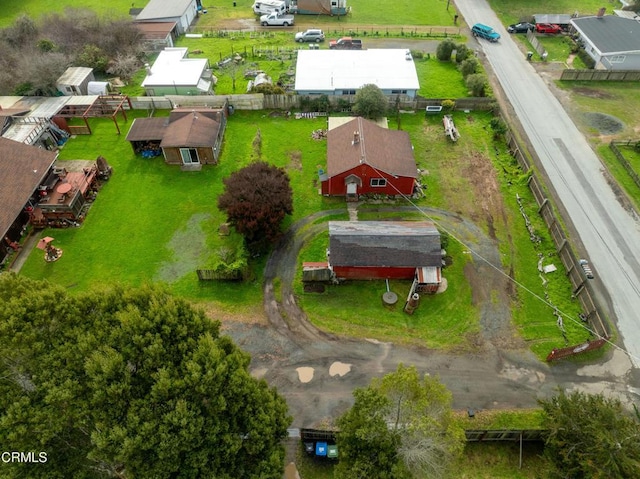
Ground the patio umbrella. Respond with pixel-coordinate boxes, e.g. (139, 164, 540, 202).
(36, 237, 55, 251)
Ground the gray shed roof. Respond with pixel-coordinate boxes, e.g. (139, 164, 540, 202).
(135, 0, 194, 21)
(570, 16, 640, 54)
(329, 221, 441, 268)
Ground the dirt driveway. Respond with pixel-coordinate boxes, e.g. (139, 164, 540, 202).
(221, 205, 637, 428)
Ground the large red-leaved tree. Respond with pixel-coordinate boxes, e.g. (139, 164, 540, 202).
(218, 161, 293, 252)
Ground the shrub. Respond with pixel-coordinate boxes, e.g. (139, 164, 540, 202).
(353, 84, 389, 119)
(577, 48, 596, 69)
(466, 74, 487, 97)
(441, 99, 456, 111)
(459, 57, 479, 78)
(436, 39, 456, 61)
(455, 43, 470, 63)
(251, 83, 285, 95)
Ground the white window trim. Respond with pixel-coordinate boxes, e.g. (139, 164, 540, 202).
(370, 178, 387, 187)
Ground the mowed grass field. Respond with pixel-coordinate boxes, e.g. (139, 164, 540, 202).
(1, 0, 458, 29)
(488, 0, 624, 25)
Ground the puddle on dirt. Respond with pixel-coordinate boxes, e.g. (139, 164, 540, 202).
(582, 112, 625, 135)
(329, 361, 352, 377)
(296, 367, 314, 383)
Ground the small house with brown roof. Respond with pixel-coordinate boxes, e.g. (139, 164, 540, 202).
(0, 137, 57, 264)
(328, 221, 443, 285)
(321, 117, 418, 200)
(125, 107, 227, 169)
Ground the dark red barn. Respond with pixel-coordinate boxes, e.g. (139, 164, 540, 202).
(321, 117, 418, 200)
(328, 221, 442, 283)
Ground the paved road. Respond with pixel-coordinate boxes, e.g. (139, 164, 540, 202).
(455, 0, 640, 375)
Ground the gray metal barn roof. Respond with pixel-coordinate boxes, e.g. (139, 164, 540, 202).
(135, 0, 194, 21)
(329, 221, 441, 268)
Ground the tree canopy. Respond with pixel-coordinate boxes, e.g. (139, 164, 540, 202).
(539, 390, 640, 479)
(218, 161, 293, 253)
(0, 9, 142, 95)
(352, 84, 389, 120)
(336, 364, 465, 479)
(0, 274, 291, 479)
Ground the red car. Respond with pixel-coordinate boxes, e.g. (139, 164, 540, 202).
(535, 23, 562, 34)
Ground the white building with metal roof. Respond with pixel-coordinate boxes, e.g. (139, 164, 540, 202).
(294, 49, 420, 98)
(141, 47, 214, 96)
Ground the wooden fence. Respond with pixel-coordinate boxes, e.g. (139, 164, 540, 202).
(196, 269, 243, 281)
(609, 140, 640, 191)
(127, 94, 495, 113)
(192, 25, 463, 40)
(525, 31, 547, 59)
(560, 69, 640, 81)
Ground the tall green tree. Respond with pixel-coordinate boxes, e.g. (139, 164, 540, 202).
(539, 390, 640, 479)
(352, 83, 389, 120)
(336, 387, 405, 479)
(0, 274, 291, 479)
(336, 364, 465, 479)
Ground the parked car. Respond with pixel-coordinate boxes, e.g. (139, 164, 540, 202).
(535, 23, 562, 34)
(579, 259, 594, 279)
(328, 37, 363, 49)
(260, 12, 295, 26)
(295, 29, 325, 42)
(508, 22, 534, 33)
(471, 23, 501, 42)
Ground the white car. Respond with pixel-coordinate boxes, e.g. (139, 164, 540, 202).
(295, 29, 325, 43)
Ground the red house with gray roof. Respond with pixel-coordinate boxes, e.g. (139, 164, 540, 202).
(328, 221, 442, 284)
(321, 117, 418, 200)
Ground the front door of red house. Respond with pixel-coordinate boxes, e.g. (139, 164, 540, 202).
(346, 182, 358, 202)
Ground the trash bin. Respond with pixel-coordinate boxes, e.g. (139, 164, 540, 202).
(526, 51, 533, 61)
(228, 105, 235, 115)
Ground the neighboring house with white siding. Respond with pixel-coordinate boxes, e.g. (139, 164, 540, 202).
(570, 15, 640, 70)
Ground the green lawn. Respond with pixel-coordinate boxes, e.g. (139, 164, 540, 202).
(1, 0, 460, 30)
(199, 0, 459, 28)
(487, 0, 624, 25)
(19, 110, 329, 309)
(0, 0, 131, 27)
(17, 109, 584, 357)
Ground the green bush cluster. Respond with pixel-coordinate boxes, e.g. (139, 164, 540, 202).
(576, 48, 596, 69)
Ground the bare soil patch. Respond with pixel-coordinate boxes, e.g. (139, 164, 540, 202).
(572, 87, 615, 100)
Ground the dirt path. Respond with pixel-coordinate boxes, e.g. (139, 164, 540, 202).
(222, 206, 636, 430)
